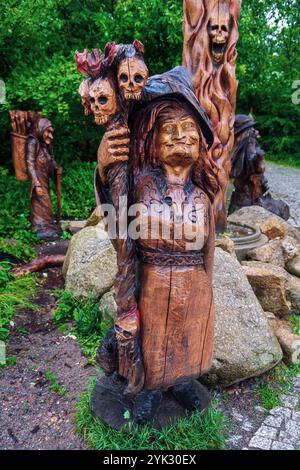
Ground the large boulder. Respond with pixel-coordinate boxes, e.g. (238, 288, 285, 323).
(206, 249, 283, 386)
(63, 225, 117, 298)
(246, 239, 285, 268)
(228, 206, 300, 244)
(242, 261, 300, 316)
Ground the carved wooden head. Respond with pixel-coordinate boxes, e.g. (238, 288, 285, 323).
(117, 56, 148, 101)
(88, 77, 117, 126)
(208, 2, 231, 64)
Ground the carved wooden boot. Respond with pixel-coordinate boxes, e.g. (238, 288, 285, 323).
(133, 389, 162, 425)
(170, 379, 211, 412)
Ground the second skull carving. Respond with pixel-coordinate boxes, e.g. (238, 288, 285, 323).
(88, 77, 118, 126)
(208, 2, 231, 64)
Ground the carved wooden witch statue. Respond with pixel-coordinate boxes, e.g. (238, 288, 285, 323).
(229, 114, 290, 220)
(10, 111, 63, 239)
(75, 44, 219, 427)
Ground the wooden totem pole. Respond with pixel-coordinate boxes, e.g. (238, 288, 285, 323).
(183, 0, 241, 230)
(75, 42, 218, 427)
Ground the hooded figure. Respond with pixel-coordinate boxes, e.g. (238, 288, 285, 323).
(95, 66, 219, 424)
(26, 118, 61, 238)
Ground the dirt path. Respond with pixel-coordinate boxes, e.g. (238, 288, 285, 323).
(0, 257, 95, 450)
(266, 162, 300, 227)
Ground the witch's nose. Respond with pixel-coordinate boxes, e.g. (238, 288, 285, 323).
(174, 125, 184, 139)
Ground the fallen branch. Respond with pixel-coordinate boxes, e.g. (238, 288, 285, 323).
(12, 255, 65, 279)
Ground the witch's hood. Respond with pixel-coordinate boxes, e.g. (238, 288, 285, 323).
(139, 66, 214, 149)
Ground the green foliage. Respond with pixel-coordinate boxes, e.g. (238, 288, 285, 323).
(53, 290, 113, 360)
(76, 380, 229, 450)
(1, 1, 298, 167)
(0, 167, 39, 261)
(45, 369, 68, 397)
(257, 362, 300, 411)
(0, 261, 37, 341)
(289, 315, 300, 336)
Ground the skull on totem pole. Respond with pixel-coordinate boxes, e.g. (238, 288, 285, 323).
(208, 2, 231, 64)
(117, 41, 149, 101)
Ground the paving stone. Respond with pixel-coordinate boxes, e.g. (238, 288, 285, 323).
(271, 441, 295, 451)
(270, 407, 292, 419)
(248, 435, 272, 450)
(292, 411, 300, 421)
(278, 430, 298, 446)
(263, 415, 284, 428)
(280, 395, 300, 409)
(294, 377, 300, 387)
(256, 425, 278, 440)
(285, 420, 300, 438)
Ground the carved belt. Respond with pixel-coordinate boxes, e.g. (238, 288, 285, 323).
(137, 246, 204, 266)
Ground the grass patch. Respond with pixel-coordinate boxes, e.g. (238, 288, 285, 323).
(289, 315, 300, 336)
(76, 381, 229, 450)
(0, 261, 38, 342)
(53, 290, 113, 362)
(257, 362, 300, 411)
(45, 369, 68, 397)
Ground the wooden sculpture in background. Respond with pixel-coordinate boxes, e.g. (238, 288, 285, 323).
(75, 41, 218, 426)
(183, 0, 241, 230)
(229, 115, 290, 220)
(10, 111, 62, 239)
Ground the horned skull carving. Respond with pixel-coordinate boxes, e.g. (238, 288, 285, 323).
(117, 56, 148, 101)
(89, 77, 117, 126)
(208, 2, 231, 64)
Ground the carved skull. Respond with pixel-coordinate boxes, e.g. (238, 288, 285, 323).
(208, 2, 231, 64)
(78, 78, 92, 116)
(89, 77, 117, 126)
(117, 57, 148, 101)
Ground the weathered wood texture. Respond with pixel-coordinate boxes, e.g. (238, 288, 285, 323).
(183, 0, 241, 230)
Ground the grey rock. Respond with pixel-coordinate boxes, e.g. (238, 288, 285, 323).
(205, 249, 283, 386)
(280, 395, 300, 409)
(63, 225, 117, 299)
(99, 288, 117, 320)
(270, 407, 292, 419)
(286, 255, 300, 278)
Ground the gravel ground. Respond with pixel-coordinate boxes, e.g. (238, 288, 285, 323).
(266, 162, 300, 227)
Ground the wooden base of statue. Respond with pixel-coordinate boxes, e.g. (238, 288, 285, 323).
(91, 374, 211, 430)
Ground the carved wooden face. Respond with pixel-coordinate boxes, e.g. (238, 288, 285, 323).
(156, 115, 200, 167)
(43, 127, 54, 145)
(117, 57, 148, 101)
(89, 77, 117, 126)
(208, 3, 231, 64)
(78, 79, 92, 116)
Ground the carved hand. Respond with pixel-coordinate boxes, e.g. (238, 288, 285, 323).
(97, 127, 130, 184)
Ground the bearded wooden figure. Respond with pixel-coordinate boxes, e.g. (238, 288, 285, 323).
(10, 111, 62, 240)
(75, 43, 218, 426)
(229, 115, 290, 220)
